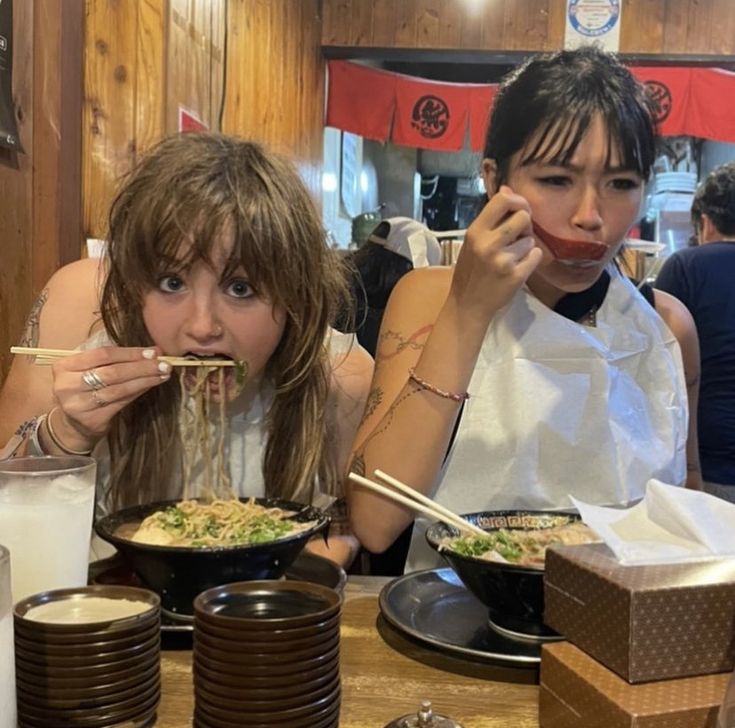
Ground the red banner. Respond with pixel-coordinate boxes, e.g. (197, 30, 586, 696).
(630, 67, 692, 138)
(326, 62, 396, 142)
(393, 75, 470, 151)
(687, 68, 735, 145)
(326, 60, 735, 151)
(468, 85, 497, 153)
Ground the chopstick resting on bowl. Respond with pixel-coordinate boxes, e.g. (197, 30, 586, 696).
(10, 346, 238, 368)
(347, 470, 487, 537)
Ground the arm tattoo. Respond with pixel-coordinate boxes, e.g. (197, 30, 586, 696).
(0, 417, 40, 460)
(18, 288, 49, 352)
(356, 386, 421, 459)
(348, 453, 365, 477)
(360, 386, 383, 424)
(376, 325, 433, 363)
(14, 417, 39, 439)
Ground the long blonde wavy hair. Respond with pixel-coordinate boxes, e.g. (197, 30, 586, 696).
(100, 134, 349, 509)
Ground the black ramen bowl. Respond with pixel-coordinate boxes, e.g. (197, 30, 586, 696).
(95, 497, 330, 616)
(426, 510, 580, 641)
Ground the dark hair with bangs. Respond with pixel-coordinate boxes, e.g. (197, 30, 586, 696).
(100, 133, 349, 508)
(484, 45, 656, 185)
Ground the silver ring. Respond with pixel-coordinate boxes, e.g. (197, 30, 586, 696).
(92, 390, 108, 408)
(82, 369, 106, 390)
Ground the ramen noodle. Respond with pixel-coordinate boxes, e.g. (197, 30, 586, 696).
(178, 361, 247, 502)
(440, 521, 598, 568)
(129, 498, 313, 548)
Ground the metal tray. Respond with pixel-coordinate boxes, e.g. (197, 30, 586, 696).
(379, 568, 540, 667)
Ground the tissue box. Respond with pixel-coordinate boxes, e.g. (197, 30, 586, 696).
(544, 543, 735, 683)
(539, 641, 729, 728)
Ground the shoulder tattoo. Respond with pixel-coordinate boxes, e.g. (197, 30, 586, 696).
(376, 325, 433, 363)
(18, 288, 49, 351)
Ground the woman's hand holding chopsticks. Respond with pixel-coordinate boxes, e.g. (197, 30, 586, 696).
(24, 346, 173, 455)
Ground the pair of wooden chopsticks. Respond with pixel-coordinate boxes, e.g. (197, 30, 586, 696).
(348, 469, 487, 537)
(10, 346, 238, 368)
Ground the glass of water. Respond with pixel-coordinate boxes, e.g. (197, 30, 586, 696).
(0, 545, 15, 728)
(0, 456, 96, 602)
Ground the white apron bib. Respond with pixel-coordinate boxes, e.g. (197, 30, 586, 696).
(406, 271, 688, 571)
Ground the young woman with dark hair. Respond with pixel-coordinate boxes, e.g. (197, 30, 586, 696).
(349, 46, 702, 571)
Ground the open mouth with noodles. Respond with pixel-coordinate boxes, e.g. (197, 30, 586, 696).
(532, 221, 608, 266)
(181, 353, 247, 401)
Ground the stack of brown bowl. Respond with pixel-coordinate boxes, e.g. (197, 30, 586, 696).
(193, 580, 342, 728)
(13, 585, 161, 728)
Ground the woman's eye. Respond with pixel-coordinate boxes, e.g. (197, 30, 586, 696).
(226, 279, 254, 299)
(610, 177, 641, 191)
(537, 175, 571, 187)
(158, 274, 185, 293)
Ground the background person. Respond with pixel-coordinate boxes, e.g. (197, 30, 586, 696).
(0, 133, 373, 567)
(655, 161, 735, 503)
(348, 46, 702, 571)
(341, 217, 442, 358)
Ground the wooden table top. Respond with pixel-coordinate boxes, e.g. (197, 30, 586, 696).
(156, 576, 540, 727)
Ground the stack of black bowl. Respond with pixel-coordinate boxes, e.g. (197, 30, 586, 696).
(13, 585, 161, 727)
(193, 580, 342, 728)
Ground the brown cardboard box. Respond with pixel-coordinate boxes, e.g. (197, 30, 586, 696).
(539, 641, 729, 728)
(544, 543, 735, 683)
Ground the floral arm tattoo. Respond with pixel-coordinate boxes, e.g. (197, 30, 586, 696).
(18, 288, 49, 355)
(375, 324, 433, 363)
(348, 324, 432, 474)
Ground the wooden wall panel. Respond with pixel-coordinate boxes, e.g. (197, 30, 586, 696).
(223, 0, 325, 200)
(321, 0, 735, 57)
(136, 0, 165, 149)
(83, 0, 224, 240)
(0, 0, 83, 386)
(707, 0, 735, 57)
(170, 0, 225, 131)
(33, 1, 83, 289)
(620, 0, 665, 53)
(83, 0, 139, 239)
(0, 1, 33, 385)
(479, 0, 506, 50)
(437, 2, 463, 48)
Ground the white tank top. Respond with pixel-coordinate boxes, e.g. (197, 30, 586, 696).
(405, 270, 688, 572)
(84, 328, 359, 560)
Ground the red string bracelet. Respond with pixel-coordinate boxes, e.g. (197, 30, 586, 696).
(408, 368, 470, 403)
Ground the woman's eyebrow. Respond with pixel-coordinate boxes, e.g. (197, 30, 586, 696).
(526, 160, 639, 174)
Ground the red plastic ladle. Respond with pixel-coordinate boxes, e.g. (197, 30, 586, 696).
(532, 221, 608, 261)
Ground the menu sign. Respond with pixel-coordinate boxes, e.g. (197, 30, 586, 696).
(564, 0, 623, 52)
(0, 0, 21, 152)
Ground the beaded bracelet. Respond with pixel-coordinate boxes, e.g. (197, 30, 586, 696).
(45, 407, 93, 456)
(408, 368, 470, 403)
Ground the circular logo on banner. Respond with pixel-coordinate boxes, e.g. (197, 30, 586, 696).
(567, 0, 621, 38)
(644, 80, 673, 123)
(411, 95, 450, 139)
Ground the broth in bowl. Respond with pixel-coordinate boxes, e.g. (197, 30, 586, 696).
(440, 519, 598, 568)
(95, 497, 330, 615)
(427, 511, 598, 640)
(117, 498, 315, 548)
